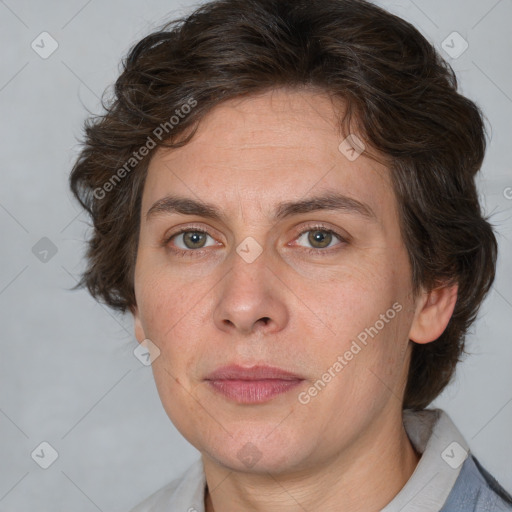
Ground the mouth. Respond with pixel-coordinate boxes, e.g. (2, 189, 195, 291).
(204, 364, 305, 404)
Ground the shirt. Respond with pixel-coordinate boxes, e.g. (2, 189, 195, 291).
(129, 408, 512, 511)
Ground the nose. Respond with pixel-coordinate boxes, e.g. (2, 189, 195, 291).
(212, 248, 289, 336)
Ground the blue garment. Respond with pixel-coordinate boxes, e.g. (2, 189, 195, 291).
(441, 455, 512, 511)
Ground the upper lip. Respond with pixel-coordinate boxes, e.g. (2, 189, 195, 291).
(205, 364, 303, 381)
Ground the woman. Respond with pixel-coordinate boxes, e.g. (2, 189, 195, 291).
(70, 0, 512, 510)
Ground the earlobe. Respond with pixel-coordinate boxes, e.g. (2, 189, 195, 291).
(132, 306, 146, 343)
(408, 283, 458, 345)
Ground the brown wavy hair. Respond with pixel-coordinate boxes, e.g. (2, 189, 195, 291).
(69, 0, 497, 409)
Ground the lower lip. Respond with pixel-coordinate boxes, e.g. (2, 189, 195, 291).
(207, 379, 303, 404)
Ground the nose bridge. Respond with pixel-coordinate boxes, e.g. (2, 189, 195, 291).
(223, 242, 271, 312)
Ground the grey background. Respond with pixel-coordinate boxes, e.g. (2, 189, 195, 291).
(0, 0, 511, 510)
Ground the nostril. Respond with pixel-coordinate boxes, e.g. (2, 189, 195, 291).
(260, 317, 270, 325)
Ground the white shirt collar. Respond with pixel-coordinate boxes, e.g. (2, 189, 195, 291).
(381, 409, 469, 511)
(130, 408, 468, 512)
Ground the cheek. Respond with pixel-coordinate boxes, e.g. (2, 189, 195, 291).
(297, 261, 400, 339)
(136, 272, 207, 429)
(135, 276, 198, 396)
(294, 256, 413, 389)
(303, 303, 413, 434)
(135, 255, 197, 336)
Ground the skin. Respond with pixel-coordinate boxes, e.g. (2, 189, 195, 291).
(133, 88, 458, 512)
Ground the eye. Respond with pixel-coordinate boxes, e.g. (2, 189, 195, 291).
(170, 230, 218, 250)
(295, 228, 344, 250)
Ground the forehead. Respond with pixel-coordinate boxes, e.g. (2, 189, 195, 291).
(142, 89, 395, 223)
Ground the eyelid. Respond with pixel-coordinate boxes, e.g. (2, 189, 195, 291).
(288, 222, 350, 247)
(163, 223, 224, 252)
(164, 223, 221, 242)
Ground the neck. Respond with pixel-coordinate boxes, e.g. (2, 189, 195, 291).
(203, 409, 420, 512)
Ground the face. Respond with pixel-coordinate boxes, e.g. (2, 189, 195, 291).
(133, 89, 420, 475)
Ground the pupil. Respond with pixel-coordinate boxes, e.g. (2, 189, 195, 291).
(184, 232, 206, 248)
(309, 230, 332, 248)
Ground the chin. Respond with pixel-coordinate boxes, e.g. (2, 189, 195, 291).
(200, 428, 314, 475)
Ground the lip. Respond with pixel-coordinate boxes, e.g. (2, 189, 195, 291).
(205, 365, 304, 404)
(205, 364, 303, 381)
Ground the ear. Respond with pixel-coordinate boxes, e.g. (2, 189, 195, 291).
(132, 305, 146, 344)
(408, 282, 458, 344)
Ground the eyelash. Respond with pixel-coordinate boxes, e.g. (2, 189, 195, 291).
(164, 224, 348, 258)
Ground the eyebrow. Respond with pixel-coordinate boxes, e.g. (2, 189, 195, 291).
(146, 191, 376, 223)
